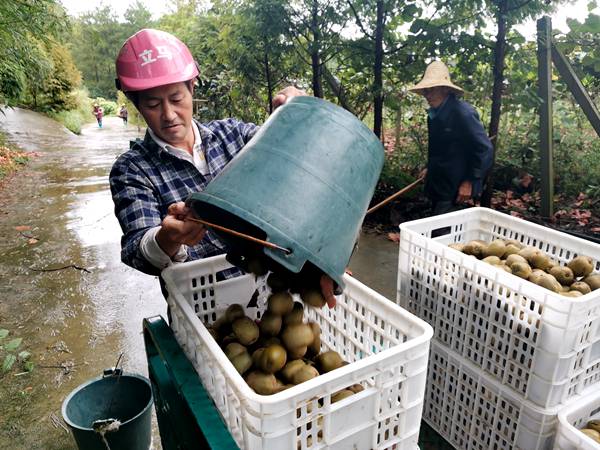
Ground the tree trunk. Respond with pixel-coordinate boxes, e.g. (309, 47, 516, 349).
(265, 52, 273, 114)
(481, 0, 508, 207)
(311, 0, 323, 98)
(323, 65, 354, 114)
(372, 0, 385, 139)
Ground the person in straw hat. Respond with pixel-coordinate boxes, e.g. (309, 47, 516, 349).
(408, 60, 493, 215)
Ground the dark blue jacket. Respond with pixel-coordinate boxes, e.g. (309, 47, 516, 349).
(425, 94, 493, 202)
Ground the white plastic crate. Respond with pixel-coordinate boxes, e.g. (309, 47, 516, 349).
(397, 207, 600, 408)
(162, 254, 433, 450)
(424, 341, 559, 450)
(555, 388, 600, 449)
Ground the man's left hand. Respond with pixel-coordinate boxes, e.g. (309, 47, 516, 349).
(456, 180, 473, 203)
(272, 86, 308, 110)
(320, 274, 337, 308)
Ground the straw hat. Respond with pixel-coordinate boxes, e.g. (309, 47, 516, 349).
(408, 61, 463, 95)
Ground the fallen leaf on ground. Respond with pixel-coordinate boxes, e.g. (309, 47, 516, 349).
(28, 238, 38, 245)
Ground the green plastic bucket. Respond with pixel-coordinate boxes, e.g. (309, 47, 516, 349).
(187, 96, 384, 288)
(61, 369, 153, 450)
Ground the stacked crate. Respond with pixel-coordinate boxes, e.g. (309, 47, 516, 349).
(397, 207, 600, 449)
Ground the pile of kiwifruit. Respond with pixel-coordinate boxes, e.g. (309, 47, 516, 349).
(205, 283, 363, 398)
(448, 239, 599, 297)
(579, 419, 600, 443)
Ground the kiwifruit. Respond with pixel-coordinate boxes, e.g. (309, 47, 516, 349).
(448, 243, 465, 252)
(561, 291, 583, 298)
(225, 342, 247, 359)
(568, 255, 594, 278)
(583, 274, 600, 291)
(307, 322, 321, 356)
(560, 284, 571, 292)
(316, 351, 344, 373)
(581, 428, 600, 443)
(301, 288, 326, 308)
(482, 256, 501, 265)
(259, 344, 287, 374)
(549, 266, 575, 286)
(283, 302, 304, 325)
(587, 420, 600, 433)
(529, 251, 552, 270)
(529, 269, 546, 284)
(231, 351, 252, 375)
(280, 360, 306, 383)
(225, 304, 245, 323)
(484, 239, 506, 258)
(291, 364, 319, 384)
(536, 273, 562, 293)
(232, 317, 259, 346)
(259, 311, 282, 337)
(267, 272, 288, 292)
(511, 261, 532, 279)
(505, 239, 523, 249)
(267, 291, 294, 316)
(571, 281, 592, 295)
(281, 323, 314, 351)
(518, 246, 538, 261)
(247, 258, 268, 276)
(348, 384, 364, 394)
(496, 264, 512, 273)
(245, 371, 280, 395)
(504, 244, 521, 257)
(463, 240, 487, 258)
(331, 389, 355, 403)
(287, 345, 308, 359)
(506, 254, 528, 267)
(251, 348, 265, 367)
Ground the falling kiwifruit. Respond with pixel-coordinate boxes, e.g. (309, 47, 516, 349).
(549, 266, 575, 286)
(463, 240, 487, 258)
(225, 304, 245, 323)
(283, 302, 304, 325)
(281, 323, 314, 352)
(291, 364, 319, 384)
(583, 274, 600, 291)
(259, 311, 282, 337)
(511, 261, 532, 279)
(484, 239, 506, 258)
(506, 254, 528, 267)
(245, 371, 280, 395)
(332, 389, 355, 403)
(259, 344, 287, 374)
(232, 317, 259, 346)
(316, 351, 344, 373)
(301, 288, 326, 308)
(482, 256, 502, 265)
(570, 281, 592, 295)
(281, 360, 306, 383)
(568, 255, 594, 278)
(267, 272, 288, 292)
(267, 291, 294, 316)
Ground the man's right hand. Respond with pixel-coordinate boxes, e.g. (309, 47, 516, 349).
(156, 202, 206, 258)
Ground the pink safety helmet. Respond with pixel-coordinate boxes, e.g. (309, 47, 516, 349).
(115, 29, 199, 92)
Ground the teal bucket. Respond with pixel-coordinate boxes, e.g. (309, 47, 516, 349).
(187, 96, 384, 288)
(61, 369, 153, 450)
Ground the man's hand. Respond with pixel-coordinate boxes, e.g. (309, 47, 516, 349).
(320, 274, 337, 308)
(456, 180, 473, 204)
(272, 86, 308, 110)
(156, 202, 206, 257)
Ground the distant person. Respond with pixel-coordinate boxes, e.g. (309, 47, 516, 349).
(408, 60, 493, 215)
(119, 104, 128, 126)
(109, 28, 337, 307)
(92, 103, 104, 128)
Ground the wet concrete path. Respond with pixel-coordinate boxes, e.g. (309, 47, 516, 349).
(0, 108, 399, 449)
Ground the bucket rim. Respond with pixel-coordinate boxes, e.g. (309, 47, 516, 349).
(61, 371, 153, 432)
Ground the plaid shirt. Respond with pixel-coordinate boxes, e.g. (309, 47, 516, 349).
(110, 118, 258, 276)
